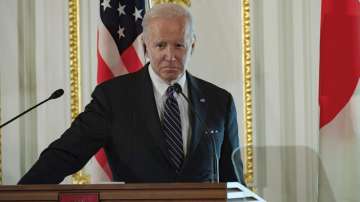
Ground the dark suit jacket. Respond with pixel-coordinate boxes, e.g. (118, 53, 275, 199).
(18, 64, 245, 184)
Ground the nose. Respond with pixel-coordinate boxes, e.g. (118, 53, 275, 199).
(164, 46, 176, 61)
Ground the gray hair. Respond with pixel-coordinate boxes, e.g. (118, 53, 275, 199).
(142, 3, 195, 41)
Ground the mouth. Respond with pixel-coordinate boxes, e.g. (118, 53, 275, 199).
(161, 65, 181, 71)
(162, 69, 180, 76)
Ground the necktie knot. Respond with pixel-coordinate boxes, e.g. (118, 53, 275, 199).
(166, 85, 177, 97)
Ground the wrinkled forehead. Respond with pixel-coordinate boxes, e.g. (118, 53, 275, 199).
(149, 16, 189, 30)
(149, 18, 189, 40)
(144, 17, 193, 42)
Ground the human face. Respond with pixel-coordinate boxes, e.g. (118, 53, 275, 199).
(143, 17, 195, 83)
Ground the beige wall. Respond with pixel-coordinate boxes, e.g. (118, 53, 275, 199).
(0, 0, 71, 184)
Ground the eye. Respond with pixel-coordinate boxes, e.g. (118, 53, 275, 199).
(176, 43, 185, 48)
(155, 42, 166, 49)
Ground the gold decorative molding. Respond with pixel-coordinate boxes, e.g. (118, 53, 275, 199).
(242, 0, 254, 187)
(151, 0, 191, 7)
(68, 0, 90, 184)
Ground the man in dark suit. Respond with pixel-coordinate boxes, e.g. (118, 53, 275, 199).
(19, 3, 244, 184)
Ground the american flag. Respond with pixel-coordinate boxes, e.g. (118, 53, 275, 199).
(95, 0, 145, 181)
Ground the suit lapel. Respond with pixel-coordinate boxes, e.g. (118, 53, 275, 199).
(185, 72, 208, 160)
(137, 65, 174, 167)
(137, 67, 208, 171)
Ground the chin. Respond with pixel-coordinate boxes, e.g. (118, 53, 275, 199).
(161, 73, 180, 82)
(163, 75, 178, 82)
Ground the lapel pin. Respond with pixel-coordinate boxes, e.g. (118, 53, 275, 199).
(200, 98, 206, 103)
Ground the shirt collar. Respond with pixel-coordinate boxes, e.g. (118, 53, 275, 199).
(148, 64, 187, 96)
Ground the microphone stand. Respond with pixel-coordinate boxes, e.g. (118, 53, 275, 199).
(174, 84, 219, 183)
(207, 130, 220, 183)
(0, 89, 64, 129)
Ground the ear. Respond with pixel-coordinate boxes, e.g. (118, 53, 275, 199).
(143, 43, 147, 55)
(141, 36, 147, 56)
(190, 38, 196, 55)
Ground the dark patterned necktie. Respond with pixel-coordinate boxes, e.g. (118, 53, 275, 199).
(162, 85, 184, 172)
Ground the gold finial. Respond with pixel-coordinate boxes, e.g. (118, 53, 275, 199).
(151, 0, 191, 7)
(72, 171, 91, 184)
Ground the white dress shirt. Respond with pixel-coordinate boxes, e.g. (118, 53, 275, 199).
(148, 65, 191, 156)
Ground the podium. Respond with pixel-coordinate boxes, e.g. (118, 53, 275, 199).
(0, 182, 265, 201)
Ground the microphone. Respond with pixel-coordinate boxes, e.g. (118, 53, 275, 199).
(49, 89, 64, 99)
(0, 89, 64, 129)
(172, 83, 219, 183)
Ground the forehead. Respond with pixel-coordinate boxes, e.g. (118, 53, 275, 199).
(146, 17, 190, 39)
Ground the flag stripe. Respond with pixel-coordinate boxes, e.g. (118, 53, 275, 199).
(98, 21, 129, 76)
(121, 44, 144, 73)
(94, 148, 113, 179)
(97, 49, 114, 83)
